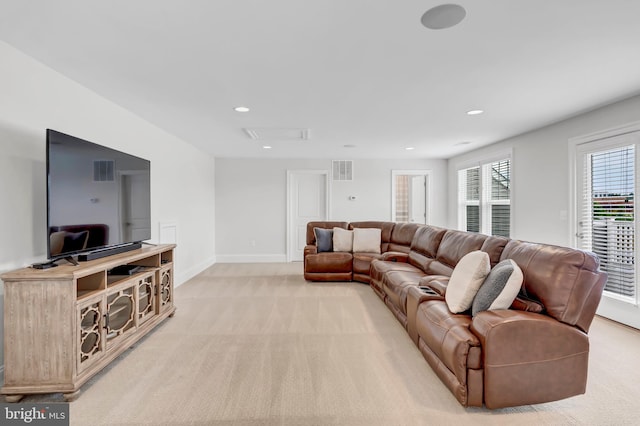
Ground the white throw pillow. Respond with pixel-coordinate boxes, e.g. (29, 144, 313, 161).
(445, 251, 491, 313)
(352, 228, 382, 253)
(332, 227, 354, 252)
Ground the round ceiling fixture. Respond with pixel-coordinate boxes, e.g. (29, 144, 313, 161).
(466, 109, 484, 115)
(234, 106, 250, 112)
(421, 4, 466, 30)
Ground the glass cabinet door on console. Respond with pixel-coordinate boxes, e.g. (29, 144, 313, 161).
(105, 283, 136, 349)
(77, 294, 106, 374)
(136, 272, 157, 326)
(159, 264, 173, 313)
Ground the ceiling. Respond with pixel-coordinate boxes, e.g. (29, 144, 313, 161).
(1, 1, 640, 159)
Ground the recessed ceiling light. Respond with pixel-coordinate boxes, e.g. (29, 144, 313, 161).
(343, 144, 357, 148)
(234, 106, 250, 112)
(455, 141, 472, 146)
(405, 147, 415, 151)
(421, 4, 466, 30)
(262, 145, 272, 149)
(466, 109, 484, 115)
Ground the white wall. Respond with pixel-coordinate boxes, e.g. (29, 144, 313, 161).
(215, 158, 447, 261)
(448, 94, 640, 246)
(0, 42, 216, 368)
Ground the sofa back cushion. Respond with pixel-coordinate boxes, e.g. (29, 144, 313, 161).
(480, 235, 509, 266)
(306, 222, 348, 245)
(500, 240, 607, 332)
(424, 230, 488, 276)
(349, 221, 394, 252)
(408, 225, 447, 271)
(384, 222, 420, 253)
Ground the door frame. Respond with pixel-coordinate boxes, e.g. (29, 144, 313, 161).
(391, 170, 431, 224)
(118, 169, 150, 242)
(286, 169, 330, 262)
(569, 120, 640, 328)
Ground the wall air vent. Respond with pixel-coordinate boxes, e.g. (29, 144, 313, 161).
(93, 160, 115, 182)
(243, 128, 311, 141)
(332, 160, 354, 181)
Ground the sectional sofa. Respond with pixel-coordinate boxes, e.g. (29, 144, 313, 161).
(303, 221, 607, 409)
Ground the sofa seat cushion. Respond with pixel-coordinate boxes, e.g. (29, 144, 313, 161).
(304, 252, 353, 273)
(415, 300, 482, 386)
(370, 259, 423, 285)
(353, 252, 383, 275)
(383, 270, 426, 315)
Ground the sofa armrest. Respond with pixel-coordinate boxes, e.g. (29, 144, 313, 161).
(406, 286, 445, 345)
(381, 251, 409, 263)
(471, 310, 589, 408)
(418, 275, 449, 296)
(304, 245, 318, 257)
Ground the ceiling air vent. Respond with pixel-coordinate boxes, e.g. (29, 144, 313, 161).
(93, 160, 115, 182)
(332, 160, 353, 181)
(243, 128, 311, 141)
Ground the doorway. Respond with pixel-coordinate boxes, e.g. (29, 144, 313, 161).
(286, 170, 329, 262)
(119, 171, 151, 242)
(571, 124, 640, 329)
(392, 170, 430, 224)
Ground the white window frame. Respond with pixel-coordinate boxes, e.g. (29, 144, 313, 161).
(457, 150, 513, 237)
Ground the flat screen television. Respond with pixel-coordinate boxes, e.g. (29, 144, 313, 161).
(46, 129, 151, 261)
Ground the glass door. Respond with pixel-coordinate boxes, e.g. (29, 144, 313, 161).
(575, 131, 640, 328)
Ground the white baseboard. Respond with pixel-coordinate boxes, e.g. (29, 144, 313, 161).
(215, 254, 287, 263)
(175, 255, 216, 288)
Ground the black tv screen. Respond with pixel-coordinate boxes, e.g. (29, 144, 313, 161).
(46, 129, 151, 260)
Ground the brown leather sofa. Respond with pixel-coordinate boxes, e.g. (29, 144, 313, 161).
(303, 221, 607, 409)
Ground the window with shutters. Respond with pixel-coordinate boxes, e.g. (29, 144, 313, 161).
(458, 158, 511, 237)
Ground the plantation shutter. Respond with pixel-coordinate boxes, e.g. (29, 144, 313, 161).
(486, 159, 511, 238)
(580, 145, 635, 299)
(459, 167, 480, 233)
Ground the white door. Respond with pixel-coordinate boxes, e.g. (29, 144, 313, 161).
(120, 172, 151, 242)
(287, 170, 329, 262)
(574, 130, 640, 329)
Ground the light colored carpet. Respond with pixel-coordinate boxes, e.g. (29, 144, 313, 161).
(18, 262, 640, 425)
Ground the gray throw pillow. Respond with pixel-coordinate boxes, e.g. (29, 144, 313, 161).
(314, 227, 334, 252)
(471, 259, 523, 317)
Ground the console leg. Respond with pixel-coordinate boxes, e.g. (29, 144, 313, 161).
(63, 390, 80, 402)
(4, 394, 24, 403)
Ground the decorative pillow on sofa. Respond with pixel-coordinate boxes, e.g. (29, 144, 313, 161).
(471, 259, 523, 316)
(314, 227, 334, 253)
(445, 251, 491, 314)
(352, 228, 382, 253)
(333, 227, 354, 252)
